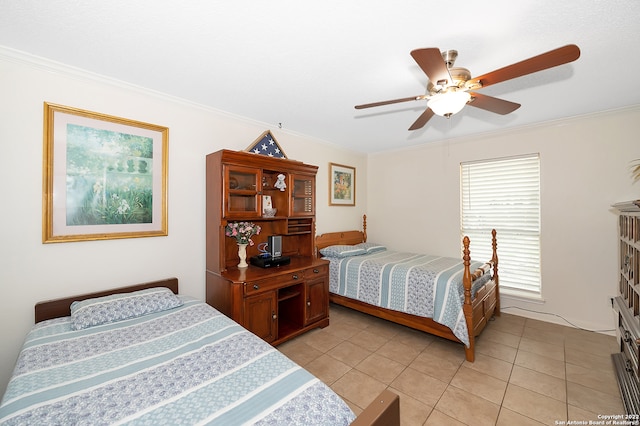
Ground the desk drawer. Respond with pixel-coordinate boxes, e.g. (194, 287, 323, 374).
(244, 271, 303, 295)
(304, 264, 328, 278)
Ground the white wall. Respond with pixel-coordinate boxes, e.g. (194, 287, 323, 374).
(0, 49, 367, 392)
(367, 107, 640, 332)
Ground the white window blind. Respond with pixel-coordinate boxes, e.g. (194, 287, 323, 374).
(460, 154, 541, 299)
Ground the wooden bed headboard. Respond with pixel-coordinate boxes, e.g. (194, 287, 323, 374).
(34, 277, 179, 323)
(315, 214, 368, 251)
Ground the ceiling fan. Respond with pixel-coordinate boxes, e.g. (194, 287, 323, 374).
(355, 44, 580, 130)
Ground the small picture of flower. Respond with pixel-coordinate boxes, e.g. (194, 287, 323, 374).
(225, 222, 261, 245)
(329, 163, 356, 206)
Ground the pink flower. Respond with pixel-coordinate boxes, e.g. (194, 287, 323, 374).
(224, 221, 261, 245)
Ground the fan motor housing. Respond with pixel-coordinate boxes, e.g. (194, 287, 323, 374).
(427, 67, 471, 94)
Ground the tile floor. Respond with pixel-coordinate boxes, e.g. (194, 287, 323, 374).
(278, 304, 625, 425)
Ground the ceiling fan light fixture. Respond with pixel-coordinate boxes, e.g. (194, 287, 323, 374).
(427, 91, 471, 117)
(355, 44, 580, 130)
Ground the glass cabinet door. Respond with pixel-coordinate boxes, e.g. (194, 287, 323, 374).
(224, 165, 261, 217)
(290, 174, 315, 216)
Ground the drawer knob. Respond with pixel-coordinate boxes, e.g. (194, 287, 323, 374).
(253, 284, 259, 290)
(313, 269, 319, 273)
(307, 301, 311, 307)
(292, 274, 299, 280)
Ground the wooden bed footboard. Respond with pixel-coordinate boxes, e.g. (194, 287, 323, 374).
(316, 215, 500, 362)
(461, 229, 500, 361)
(352, 389, 400, 426)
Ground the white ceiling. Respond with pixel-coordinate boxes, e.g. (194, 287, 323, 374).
(1, 0, 639, 153)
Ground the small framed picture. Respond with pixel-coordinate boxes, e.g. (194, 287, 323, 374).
(42, 102, 168, 243)
(262, 195, 273, 212)
(329, 163, 356, 206)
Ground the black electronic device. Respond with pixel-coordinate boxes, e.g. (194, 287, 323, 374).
(250, 254, 291, 268)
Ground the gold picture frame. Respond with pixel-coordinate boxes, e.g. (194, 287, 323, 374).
(42, 102, 168, 243)
(329, 163, 356, 206)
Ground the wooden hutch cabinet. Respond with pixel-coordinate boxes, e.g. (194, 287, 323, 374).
(205, 149, 329, 345)
(612, 200, 640, 414)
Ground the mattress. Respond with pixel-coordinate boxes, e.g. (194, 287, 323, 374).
(0, 294, 355, 425)
(326, 250, 492, 346)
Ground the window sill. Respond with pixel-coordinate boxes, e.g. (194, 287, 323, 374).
(500, 288, 545, 304)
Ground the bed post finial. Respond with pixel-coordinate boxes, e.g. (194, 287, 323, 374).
(362, 214, 367, 242)
(491, 229, 497, 254)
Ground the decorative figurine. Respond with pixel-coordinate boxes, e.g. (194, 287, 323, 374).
(274, 173, 287, 191)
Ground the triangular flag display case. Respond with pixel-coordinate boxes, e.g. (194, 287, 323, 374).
(245, 130, 287, 159)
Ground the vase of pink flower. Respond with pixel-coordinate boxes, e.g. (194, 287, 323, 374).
(225, 222, 261, 268)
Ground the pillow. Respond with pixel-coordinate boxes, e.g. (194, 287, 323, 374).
(319, 244, 366, 258)
(70, 287, 183, 330)
(356, 242, 387, 254)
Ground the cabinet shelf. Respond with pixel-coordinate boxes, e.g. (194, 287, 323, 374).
(278, 322, 299, 340)
(287, 218, 313, 235)
(279, 289, 302, 302)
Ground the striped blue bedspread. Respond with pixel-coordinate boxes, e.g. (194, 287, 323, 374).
(327, 250, 492, 346)
(0, 296, 355, 425)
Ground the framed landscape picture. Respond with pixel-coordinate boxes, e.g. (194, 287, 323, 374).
(42, 103, 168, 243)
(329, 162, 356, 206)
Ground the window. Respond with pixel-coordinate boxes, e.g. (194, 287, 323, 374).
(460, 154, 541, 299)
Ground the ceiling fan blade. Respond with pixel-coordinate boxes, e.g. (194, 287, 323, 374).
(467, 92, 520, 115)
(408, 108, 435, 130)
(355, 95, 426, 109)
(410, 48, 453, 86)
(468, 44, 580, 89)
